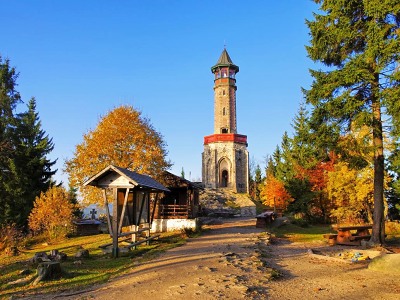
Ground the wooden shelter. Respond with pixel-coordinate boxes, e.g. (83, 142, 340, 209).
(157, 171, 200, 219)
(84, 165, 169, 257)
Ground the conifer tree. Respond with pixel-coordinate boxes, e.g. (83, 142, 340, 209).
(0, 57, 21, 225)
(305, 0, 400, 244)
(5, 98, 56, 226)
(291, 103, 318, 169)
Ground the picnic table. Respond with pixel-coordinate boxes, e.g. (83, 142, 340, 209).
(324, 225, 372, 246)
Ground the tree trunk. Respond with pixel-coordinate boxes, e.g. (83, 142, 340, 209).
(370, 76, 385, 245)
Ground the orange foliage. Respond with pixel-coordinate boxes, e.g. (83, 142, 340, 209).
(260, 175, 293, 210)
(28, 186, 75, 239)
(65, 105, 171, 205)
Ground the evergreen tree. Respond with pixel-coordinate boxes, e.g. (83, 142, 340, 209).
(291, 103, 318, 169)
(275, 132, 295, 182)
(254, 164, 263, 200)
(0, 57, 21, 225)
(68, 182, 82, 218)
(4, 98, 57, 226)
(305, 0, 400, 244)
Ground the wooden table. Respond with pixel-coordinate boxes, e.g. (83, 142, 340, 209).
(324, 225, 372, 246)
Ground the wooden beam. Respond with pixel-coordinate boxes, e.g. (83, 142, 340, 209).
(136, 192, 147, 226)
(150, 193, 159, 224)
(103, 189, 113, 237)
(112, 188, 119, 257)
(126, 234, 160, 248)
(118, 188, 130, 233)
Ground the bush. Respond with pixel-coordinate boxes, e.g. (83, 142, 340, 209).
(28, 186, 76, 240)
(0, 223, 25, 255)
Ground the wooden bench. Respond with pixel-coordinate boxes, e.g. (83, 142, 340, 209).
(324, 225, 372, 246)
(349, 235, 371, 241)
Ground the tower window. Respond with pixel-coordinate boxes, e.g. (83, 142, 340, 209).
(223, 107, 226, 115)
(221, 128, 228, 133)
(223, 90, 225, 95)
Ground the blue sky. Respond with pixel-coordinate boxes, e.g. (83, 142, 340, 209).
(2, 0, 318, 184)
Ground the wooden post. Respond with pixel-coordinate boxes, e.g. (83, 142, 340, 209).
(150, 193, 159, 224)
(103, 189, 113, 237)
(118, 188, 130, 233)
(112, 188, 119, 258)
(131, 224, 137, 250)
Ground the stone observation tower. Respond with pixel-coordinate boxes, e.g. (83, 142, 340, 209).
(202, 49, 249, 193)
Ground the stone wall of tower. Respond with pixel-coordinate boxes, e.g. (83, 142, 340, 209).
(202, 141, 249, 193)
(213, 78, 237, 134)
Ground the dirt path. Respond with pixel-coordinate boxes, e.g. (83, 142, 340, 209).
(35, 218, 400, 300)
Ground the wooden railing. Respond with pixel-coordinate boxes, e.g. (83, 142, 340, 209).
(160, 204, 191, 218)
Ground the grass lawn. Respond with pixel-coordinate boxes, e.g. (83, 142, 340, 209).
(270, 221, 400, 244)
(269, 223, 334, 243)
(0, 231, 187, 299)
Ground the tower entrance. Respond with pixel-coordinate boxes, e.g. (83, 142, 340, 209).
(221, 170, 228, 188)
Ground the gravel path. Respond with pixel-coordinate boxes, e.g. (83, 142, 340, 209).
(32, 217, 400, 300)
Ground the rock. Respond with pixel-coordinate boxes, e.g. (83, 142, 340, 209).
(33, 261, 62, 285)
(368, 254, 400, 273)
(75, 249, 89, 259)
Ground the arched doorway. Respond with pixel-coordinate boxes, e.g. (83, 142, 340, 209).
(218, 157, 231, 188)
(221, 170, 228, 187)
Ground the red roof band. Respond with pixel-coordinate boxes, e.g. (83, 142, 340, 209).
(204, 134, 248, 145)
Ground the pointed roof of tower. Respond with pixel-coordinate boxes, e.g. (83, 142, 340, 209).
(211, 48, 239, 73)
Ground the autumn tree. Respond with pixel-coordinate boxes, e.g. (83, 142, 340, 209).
(28, 186, 75, 239)
(65, 105, 171, 205)
(305, 0, 400, 244)
(327, 162, 375, 224)
(261, 154, 292, 211)
(260, 174, 292, 211)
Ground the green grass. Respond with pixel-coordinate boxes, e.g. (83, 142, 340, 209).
(0, 232, 187, 299)
(270, 223, 334, 243)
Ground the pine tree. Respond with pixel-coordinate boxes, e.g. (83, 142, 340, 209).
(291, 103, 318, 169)
(305, 0, 400, 244)
(5, 98, 57, 226)
(275, 132, 295, 182)
(0, 57, 21, 225)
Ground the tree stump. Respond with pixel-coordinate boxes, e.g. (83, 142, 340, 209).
(33, 261, 62, 285)
(75, 249, 89, 259)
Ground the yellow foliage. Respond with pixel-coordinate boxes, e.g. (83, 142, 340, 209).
(326, 161, 390, 224)
(28, 186, 75, 239)
(65, 105, 171, 205)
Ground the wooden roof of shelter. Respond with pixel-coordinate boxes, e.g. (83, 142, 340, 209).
(83, 165, 169, 192)
(162, 171, 201, 189)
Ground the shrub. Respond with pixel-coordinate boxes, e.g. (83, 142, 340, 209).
(0, 223, 25, 255)
(28, 186, 76, 240)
